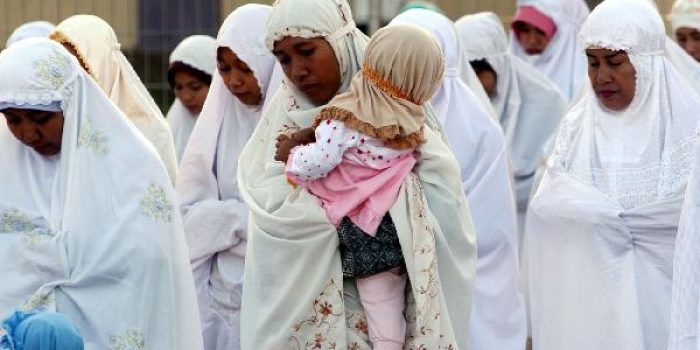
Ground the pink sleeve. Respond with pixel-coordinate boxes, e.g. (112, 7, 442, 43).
(285, 120, 357, 185)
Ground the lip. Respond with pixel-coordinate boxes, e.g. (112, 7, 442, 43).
(297, 83, 319, 93)
(30, 142, 53, 154)
(597, 90, 618, 99)
(525, 49, 542, 55)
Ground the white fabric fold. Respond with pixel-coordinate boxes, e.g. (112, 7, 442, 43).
(51, 15, 179, 183)
(6, 21, 54, 48)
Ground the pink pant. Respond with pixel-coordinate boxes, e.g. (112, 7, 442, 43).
(356, 268, 407, 350)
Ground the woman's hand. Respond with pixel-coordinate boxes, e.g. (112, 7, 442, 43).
(291, 127, 316, 145)
(274, 134, 297, 163)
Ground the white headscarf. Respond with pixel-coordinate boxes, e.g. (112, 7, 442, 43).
(165, 35, 216, 162)
(176, 5, 281, 350)
(566, 0, 700, 209)
(5, 21, 55, 48)
(457, 12, 567, 210)
(264, 0, 368, 128)
(671, 0, 700, 32)
(509, 0, 589, 100)
(51, 15, 179, 183)
(0, 38, 202, 349)
(526, 0, 700, 348)
(238, 0, 477, 348)
(390, 9, 525, 350)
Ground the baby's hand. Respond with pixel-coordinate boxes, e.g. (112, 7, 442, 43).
(291, 127, 316, 145)
(274, 134, 296, 163)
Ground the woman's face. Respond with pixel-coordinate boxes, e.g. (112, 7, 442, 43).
(173, 69, 209, 115)
(586, 48, 636, 111)
(476, 70, 497, 98)
(676, 27, 700, 62)
(514, 22, 551, 55)
(217, 47, 262, 106)
(273, 37, 342, 106)
(3, 108, 64, 155)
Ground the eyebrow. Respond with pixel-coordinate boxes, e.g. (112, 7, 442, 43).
(586, 52, 625, 59)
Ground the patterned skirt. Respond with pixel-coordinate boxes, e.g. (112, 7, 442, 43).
(337, 214, 405, 278)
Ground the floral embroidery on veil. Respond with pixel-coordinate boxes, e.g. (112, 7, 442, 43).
(139, 184, 172, 223)
(33, 50, 71, 90)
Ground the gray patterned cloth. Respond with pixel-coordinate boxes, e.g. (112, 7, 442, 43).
(337, 214, 404, 278)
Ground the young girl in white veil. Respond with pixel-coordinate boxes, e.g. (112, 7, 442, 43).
(176, 4, 282, 350)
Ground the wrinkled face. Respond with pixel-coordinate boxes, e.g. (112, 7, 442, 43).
(514, 21, 551, 55)
(3, 108, 64, 155)
(217, 47, 263, 106)
(676, 27, 700, 62)
(273, 37, 342, 106)
(476, 70, 497, 98)
(173, 69, 209, 115)
(586, 48, 637, 111)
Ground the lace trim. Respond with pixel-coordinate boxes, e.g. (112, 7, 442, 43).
(0, 91, 67, 107)
(314, 106, 425, 150)
(566, 131, 699, 209)
(583, 40, 664, 56)
(362, 63, 418, 105)
(49, 31, 96, 79)
(266, 27, 329, 51)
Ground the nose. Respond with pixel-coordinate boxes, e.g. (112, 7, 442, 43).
(595, 64, 613, 86)
(523, 33, 538, 49)
(290, 59, 309, 84)
(20, 122, 40, 144)
(180, 89, 195, 103)
(226, 69, 244, 88)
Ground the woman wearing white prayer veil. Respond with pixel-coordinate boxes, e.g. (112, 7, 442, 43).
(50, 15, 179, 183)
(0, 38, 203, 349)
(671, 0, 700, 63)
(166, 35, 216, 163)
(525, 0, 700, 348)
(456, 13, 567, 235)
(509, 0, 589, 100)
(238, 0, 477, 348)
(390, 9, 526, 350)
(176, 4, 281, 350)
(5, 21, 54, 48)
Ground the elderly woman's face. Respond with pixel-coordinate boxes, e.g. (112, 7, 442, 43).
(586, 48, 636, 111)
(273, 37, 342, 106)
(676, 27, 700, 62)
(3, 108, 64, 155)
(217, 47, 263, 106)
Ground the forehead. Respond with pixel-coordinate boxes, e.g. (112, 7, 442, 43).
(272, 37, 325, 53)
(2, 108, 54, 117)
(676, 27, 700, 35)
(585, 47, 628, 57)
